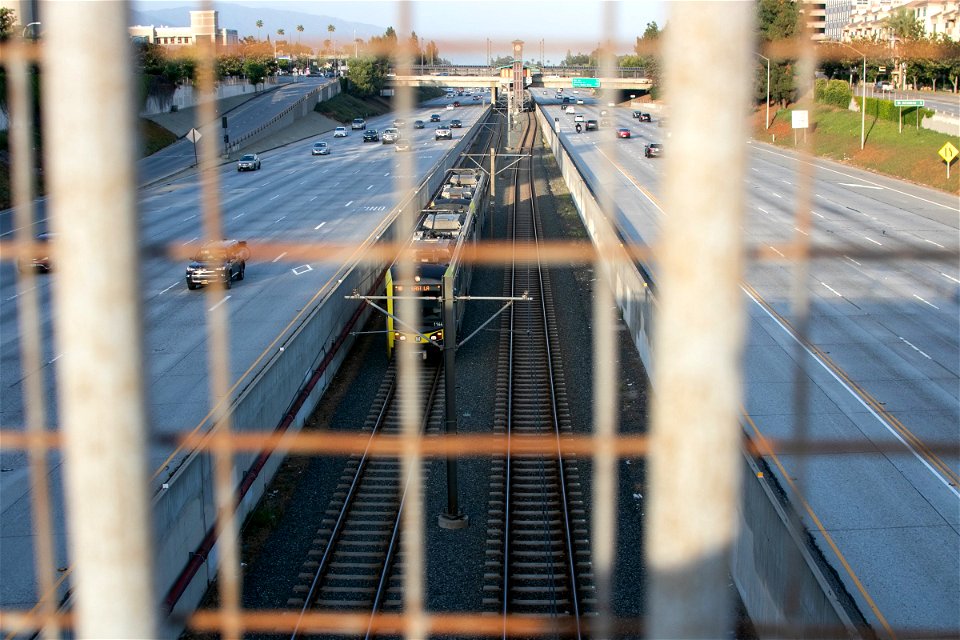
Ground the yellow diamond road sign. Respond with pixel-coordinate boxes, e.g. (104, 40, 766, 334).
(939, 141, 959, 164)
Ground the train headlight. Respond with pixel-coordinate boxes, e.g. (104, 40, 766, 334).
(430, 334, 437, 341)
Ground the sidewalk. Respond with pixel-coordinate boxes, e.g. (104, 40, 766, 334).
(145, 84, 285, 138)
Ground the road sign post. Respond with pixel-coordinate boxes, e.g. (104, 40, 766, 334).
(186, 127, 202, 166)
(939, 141, 958, 180)
(894, 99, 924, 133)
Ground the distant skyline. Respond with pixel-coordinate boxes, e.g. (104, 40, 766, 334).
(131, 0, 667, 63)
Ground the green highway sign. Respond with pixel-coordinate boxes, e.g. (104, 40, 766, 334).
(571, 77, 600, 89)
(894, 99, 924, 107)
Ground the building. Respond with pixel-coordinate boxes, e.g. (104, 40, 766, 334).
(825, 0, 857, 40)
(903, 0, 960, 39)
(842, 0, 910, 40)
(802, 0, 829, 40)
(129, 10, 238, 48)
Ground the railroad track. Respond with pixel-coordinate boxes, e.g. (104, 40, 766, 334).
(287, 361, 443, 638)
(483, 113, 596, 636)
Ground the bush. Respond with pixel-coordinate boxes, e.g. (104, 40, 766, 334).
(816, 79, 853, 110)
(853, 96, 934, 123)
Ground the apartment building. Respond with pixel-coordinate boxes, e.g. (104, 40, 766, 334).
(129, 10, 238, 48)
(802, 0, 830, 40)
(904, 0, 960, 39)
(825, 0, 857, 40)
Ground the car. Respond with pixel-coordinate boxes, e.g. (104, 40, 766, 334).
(185, 239, 248, 290)
(638, 113, 652, 122)
(600, 109, 608, 116)
(381, 127, 400, 143)
(393, 118, 406, 127)
(351, 118, 366, 130)
(565, 106, 576, 114)
(574, 114, 585, 123)
(453, 100, 461, 107)
(473, 95, 481, 101)
(435, 125, 452, 140)
(395, 140, 411, 152)
(644, 143, 663, 158)
(18, 232, 54, 272)
(414, 120, 425, 129)
(632, 110, 642, 119)
(450, 119, 462, 128)
(600, 117, 611, 127)
(430, 113, 441, 122)
(616, 127, 631, 139)
(446, 103, 455, 110)
(561, 96, 571, 104)
(585, 119, 598, 131)
(607, 102, 615, 107)
(333, 126, 348, 137)
(576, 99, 584, 105)
(363, 129, 380, 142)
(311, 141, 329, 155)
(236, 153, 261, 171)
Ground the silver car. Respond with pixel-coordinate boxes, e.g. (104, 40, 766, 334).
(311, 141, 330, 155)
(237, 153, 261, 171)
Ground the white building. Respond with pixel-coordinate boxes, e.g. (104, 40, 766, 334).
(129, 10, 238, 48)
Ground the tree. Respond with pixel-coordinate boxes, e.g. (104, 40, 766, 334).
(346, 55, 388, 97)
(885, 8, 924, 41)
(277, 28, 285, 38)
(256, 19, 263, 40)
(490, 54, 513, 67)
(0, 6, 16, 41)
(327, 23, 336, 56)
(757, 0, 801, 107)
(243, 59, 268, 90)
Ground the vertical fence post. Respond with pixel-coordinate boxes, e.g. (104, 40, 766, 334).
(646, 2, 753, 638)
(42, 1, 157, 637)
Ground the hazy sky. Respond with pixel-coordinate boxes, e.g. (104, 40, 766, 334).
(132, 0, 668, 63)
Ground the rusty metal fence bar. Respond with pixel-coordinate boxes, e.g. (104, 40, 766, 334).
(3, 0, 958, 639)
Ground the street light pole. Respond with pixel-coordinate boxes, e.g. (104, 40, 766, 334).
(22, 21, 41, 39)
(756, 52, 770, 130)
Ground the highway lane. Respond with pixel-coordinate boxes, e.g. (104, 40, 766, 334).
(537, 94, 959, 635)
(0, 93, 490, 609)
(863, 86, 959, 117)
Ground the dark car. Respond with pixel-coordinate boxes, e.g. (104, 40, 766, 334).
(363, 129, 380, 142)
(585, 119, 598, 131)
(236, 153, 261, 171)
(435, 125, 452, 140)
(430, 113, 441, 122)
(185, 239, 248, 290)
(644, 143, 663, 157)
(18, 232, 54, 273)
(450, 119, 462, 128)
(453, 100, 461, 107)
(616, 127, 631, 139)
(638, 112, 652, 122)
(414, 120, 425, 129)
(562, 96, 571, 104)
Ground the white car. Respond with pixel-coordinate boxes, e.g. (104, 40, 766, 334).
(576, 99, 584, 105)
(333, 127, 348, 137)
(311, 141, 330, 155)
(446, 103, 455, 110)
(574, 114, 585, 123)
(565, 106, 575, 114)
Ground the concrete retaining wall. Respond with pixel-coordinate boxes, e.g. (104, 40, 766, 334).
(922, 112, 960, 136)
(533, 104, 860, 638)
(152, 106, 492, 637)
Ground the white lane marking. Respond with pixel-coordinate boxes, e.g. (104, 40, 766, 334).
(815, 193, 826, 199)
(232, 213, 245, 220)
(310, 196, 318, 201)
(260, 182, 269, 187)
(794, 227, 809, 236)
(941, 272, 960, 284)
(780, 179, 792, 185)
(772, 192, 783, 199)
(899, 337, 931, 360)
(839, 183, 884, 190)
(751, 167, 760, 173)
(812, 211, 824, 218)
(49, 354, 63, 364)
(913, 294, 939, 310)
(345, 200, 354, 207)
(744, 286, 960, 498)
(270, 194, 280, 201)
(159, 282, 179, 295)
(292, 264, 313, 275)
(755, 145, 958, 211)
(208, 295, 231, 311)
(384, 172, 390, 177)
(367, 185, 374, 190)
(844, 255, 862, 266)
(274, 216, 286, 223)
(314, 222, 326, 230)
(182, 215, 196, 221)
(820, 282, 843, 297)
(770, 245, 784, 258)
(298, 180, 306, 185)
(182, 237, 198, 245)
(5, 285, 37, 301)
(758, 207, 769, 214)
(272, 252, 287, 263)
(864, 236, 883, 246)
(924, 238, 945, 249)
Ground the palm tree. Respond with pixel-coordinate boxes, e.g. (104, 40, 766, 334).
(327, 23, 336, 56)
(277, 28, 285, 38)
(256, 19, 263, 40)
(296, 24, 304, 45)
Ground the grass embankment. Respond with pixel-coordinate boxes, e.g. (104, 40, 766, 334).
(141, 118, 178, 156)
(753, 104, 958, 193)
(314, 86, 448, 123)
